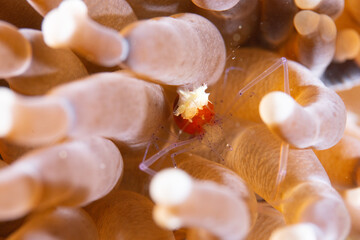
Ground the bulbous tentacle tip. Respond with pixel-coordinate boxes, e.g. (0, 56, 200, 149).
(0, 164, 42, 221)
(270, 223, 321, 240)
(150, 168, 192, 206)
(42, 0, 87, 48)
(153, 205, 182, 230)
(0, 87, 16, 137)
(191, 0, 241, 11)
(295, 0, 322, 9)
(259, 91, 296, 125)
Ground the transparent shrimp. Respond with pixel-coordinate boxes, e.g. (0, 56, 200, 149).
(139, 56, 290, 196)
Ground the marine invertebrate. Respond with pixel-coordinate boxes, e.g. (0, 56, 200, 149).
(259, 0, 298, 48)
(0, 137, 123, 220)
(227, 124, 350, 240)
(143, 49, 348, 240)
(42, 0, 226, 86)
(0, 21, 32, 78)
(191, 0, 241, 11)
(150, 168, 252, 240)
(86, 190, 174, 240)
(212, 48, 345, 150)
(0, 0, 359, 239)
(282, 10, 337, 77)
(4, 28, 88, 95)
(190, 0, 260, 47)
(0, 71, 169, 147)
(294, 0, 344, 18)
(333, 28, 360, 63)
(173, 84, 215, 135)
(42, 0, 129, 67)
(246, 203, 285, 240)
(28, 0, 137, 31)
(8, 207, 98, 240)
(126, 0, 190, 19)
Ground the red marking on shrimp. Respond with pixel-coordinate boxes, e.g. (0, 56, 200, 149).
(140, 55, 291, 200)
(173, 97, 215, 135)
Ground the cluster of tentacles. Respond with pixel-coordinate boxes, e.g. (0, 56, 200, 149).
(1, 0, 360, 239)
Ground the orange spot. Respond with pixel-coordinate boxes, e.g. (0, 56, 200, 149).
(173, 97, 215, 135)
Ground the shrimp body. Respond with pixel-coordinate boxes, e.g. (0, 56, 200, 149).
(173, 85, 215, 135)
(140, 51, 291, 179)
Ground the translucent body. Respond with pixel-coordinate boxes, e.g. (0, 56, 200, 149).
(210, 48, 345, 150)
(121, 13, 226, 86)
(6, 29, 88, 95)
(177, 154, 258, 239)
(0, 1, 356, 239)
(0, 160, 7, 168)
(42, 0, 129, 67)
(86, 190, 175, 240)
(281, 10, 337, 77)
(140, 49, 291, 177)
(8, 208, 98, 240)
(141, 47, 348, 240)
(42, 1, 226, 86)
(246, 203, 285, 240)
(150, 168, 252, 240)
(294, 0, 344, 19)
(335, 3, 360, 67)
(346, 0, 360, 24)
(0, 138, 33, 164)
(126, 0, 191, 19)
(226, 124, 350, 240)
(0, 137, 123, 220)
(259, 0, 297, 48)
(0, 71, 169, 148)
(140, 48, 345, 196)
(0, 0, 43, 29)
(191, 0, 240, 11)
(29, 0, 137, 31)
(190, 0, 260, 47)
(0, 21, 31, 78)
(314, 134, 360, 188)
(333, 29, 360, 63)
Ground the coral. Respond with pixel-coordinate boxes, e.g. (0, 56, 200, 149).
(1, 0, 360, 239)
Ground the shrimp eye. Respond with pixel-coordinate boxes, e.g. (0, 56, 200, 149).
(173, 84, 215, 135)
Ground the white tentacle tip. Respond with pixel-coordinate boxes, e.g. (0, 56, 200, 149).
(270, 223, 320, 240)
(153, 206, 182, 230)
(58, 0, 88, 15)
(344, 188, 360, 208)
(150, 168, 192, 206)
(294, 10, 320, 36)
(42, 0, 88, 48)
(0, 87, 16, 137)
(119, 37, 129, 62)
(294, 0, 321, 9)
(259, 91, 296, 125)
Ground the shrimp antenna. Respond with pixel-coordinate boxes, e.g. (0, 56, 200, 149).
(223, 56, 291, 199)
(139, 136, 200, 175)
(225, 57, 289, 115)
